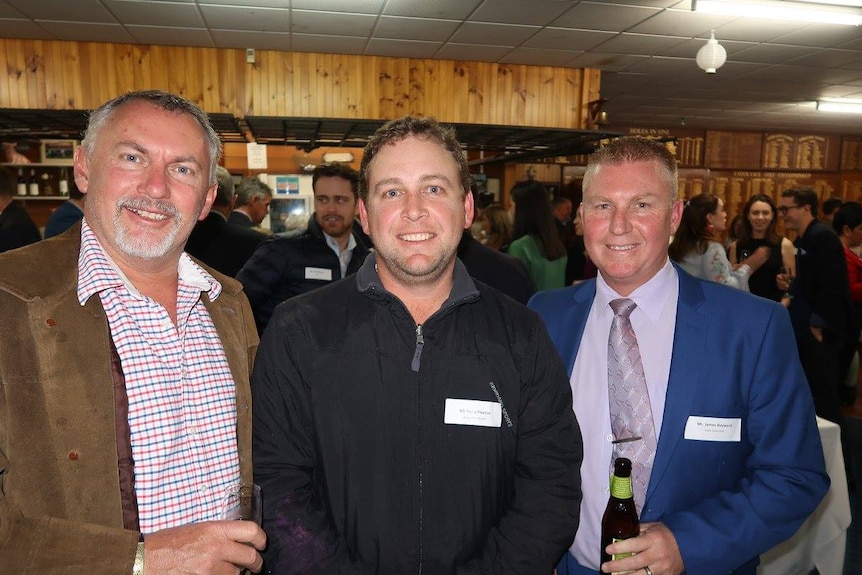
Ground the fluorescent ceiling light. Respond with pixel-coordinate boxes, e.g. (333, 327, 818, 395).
(817, 99, 862, 113)
(692, 0, 862, 25)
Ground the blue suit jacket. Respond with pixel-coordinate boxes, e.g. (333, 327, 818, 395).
(530, 265, 829, 575)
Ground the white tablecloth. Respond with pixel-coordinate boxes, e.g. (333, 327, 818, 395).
(759, 417, 852, 575)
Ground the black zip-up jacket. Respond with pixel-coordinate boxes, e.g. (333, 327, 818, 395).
(253, 254, 583, 575)
(237, 216, 372, 334)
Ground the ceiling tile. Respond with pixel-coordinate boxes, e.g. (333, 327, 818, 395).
(630, 7, 734, 36)
(35, 21, 135, 43)
(199, 4, 288, 32)
(434, 43, 513, 62)
(787, 49, 862, 69)
(374, 16, 460, 42)
(470, 0, 572, 26)
(552, 2, 662, 32)
(5, 0, 116, 22)
(449, 22, 539, 46)
(525, 28, 616, 51)
(290, 33, 366, 55)
(126, 25, 214, 47)
(730, 43, 814, 65)
(210, 29, 289, 50)
(292, 0, 384, 13)
(103, 1, 205, 27)
(0, 1, 24, 18)
(0, 18, 54, 38)
(199, 0, 290, 6)
(565, 52, 648, 72)
(365, 38, 442, 59)
(594, 32, 689, 56)
(382, 0, 480, 20)
(291, 10, 376, 37)
(772, 24, 862, 49)
(500, 47, 579, 67)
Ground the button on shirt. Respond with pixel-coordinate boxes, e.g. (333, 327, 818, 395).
(76, 220, 241, 533)
(324, 231, 356, 278)
(569, 259, 678, 570)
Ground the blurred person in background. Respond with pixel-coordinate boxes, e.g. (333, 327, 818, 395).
(44, 176, 85, 238)
(669, 193, 768, 291)
(508, 180, 567, 290)
(822, 196, 843, 225)
(833, 201, 862, 405)
(728, 194, 795, 302)
(478, 201, 512, 251)
(185, 166, 266, 277)
(229, 177, 272, 229)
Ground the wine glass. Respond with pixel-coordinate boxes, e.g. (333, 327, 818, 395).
(220, 483, 262, 525)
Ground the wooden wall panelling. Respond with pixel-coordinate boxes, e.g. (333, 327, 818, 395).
(0, 39, 598, 133)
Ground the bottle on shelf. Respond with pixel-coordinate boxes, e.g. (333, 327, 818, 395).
(600, 457, 640, 567)
(59, 168, 69, 196)
(28, 168, 39, 196)
(16, 168, 27, 196)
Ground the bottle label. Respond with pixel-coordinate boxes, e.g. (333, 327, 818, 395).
(610, 541, 635, 575)
(17, 183, 27, 196)
(609, 475, 633, 499)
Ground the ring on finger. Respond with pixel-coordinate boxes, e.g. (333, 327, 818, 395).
(644, 567, 654, 575)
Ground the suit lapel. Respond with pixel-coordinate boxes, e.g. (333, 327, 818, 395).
(647, 269, 708, 502)
(543, 283, 595, 375)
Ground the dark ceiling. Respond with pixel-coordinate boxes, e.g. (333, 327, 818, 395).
(0, 108, 620, 165)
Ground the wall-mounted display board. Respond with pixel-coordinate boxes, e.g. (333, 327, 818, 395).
(704, 131, 763, 170)
(707, 170, 841, 216)
(761, 134, 839, 171)
(841, 137, 862, 171)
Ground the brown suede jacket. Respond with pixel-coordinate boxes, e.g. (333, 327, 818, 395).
(0, 224, 258, 574)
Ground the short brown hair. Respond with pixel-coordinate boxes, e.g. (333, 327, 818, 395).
(359, 116, 472, 202)
(583, 137, 678, 201)
(313, 163, 360, 198)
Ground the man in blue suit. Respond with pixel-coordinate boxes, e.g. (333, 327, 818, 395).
(530, 137, 828, 575)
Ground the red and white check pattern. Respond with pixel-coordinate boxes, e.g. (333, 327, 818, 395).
(77, 220, 241, 533)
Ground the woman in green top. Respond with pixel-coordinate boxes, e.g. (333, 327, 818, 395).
(507, 181, 567, 291)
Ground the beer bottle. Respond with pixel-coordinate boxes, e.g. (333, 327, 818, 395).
(601, 457, 639, 566)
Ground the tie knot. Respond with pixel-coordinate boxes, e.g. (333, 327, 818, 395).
(610, 298, 637, 318)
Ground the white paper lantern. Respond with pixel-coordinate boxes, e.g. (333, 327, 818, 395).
(696, 31, 727, 74)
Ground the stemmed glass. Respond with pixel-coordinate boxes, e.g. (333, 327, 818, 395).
(220, 483, 262, 525)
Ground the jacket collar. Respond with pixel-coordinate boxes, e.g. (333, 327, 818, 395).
(356, 252, 479, 309)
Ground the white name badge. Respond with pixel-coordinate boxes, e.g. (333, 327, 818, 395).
(305, 267, 332, 281)
(684, 416, 742, 442)
(444, 398, 501, 428)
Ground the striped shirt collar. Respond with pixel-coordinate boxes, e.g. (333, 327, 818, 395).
(76, 218, 222, 306)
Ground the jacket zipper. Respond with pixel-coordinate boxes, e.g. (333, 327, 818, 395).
(411, 324, 424, 372)
(414, 323, 425, 573)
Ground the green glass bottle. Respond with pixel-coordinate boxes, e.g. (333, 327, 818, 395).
(601, 457, 639, 566)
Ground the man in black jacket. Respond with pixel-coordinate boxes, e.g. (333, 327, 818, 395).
(185, 166, 266, 277)
(253, 116, 582, 575)
(237, 163, 371, 334)
(779, 187, 856, 425)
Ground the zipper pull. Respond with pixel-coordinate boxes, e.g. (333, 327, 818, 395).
(411, 324, 424, 372)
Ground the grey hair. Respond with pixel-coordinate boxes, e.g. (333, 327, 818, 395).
(81, 90, 222, 186)
(583, 137, 678, 201)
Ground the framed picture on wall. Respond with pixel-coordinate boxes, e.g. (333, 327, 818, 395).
(40, 140, 77, 165)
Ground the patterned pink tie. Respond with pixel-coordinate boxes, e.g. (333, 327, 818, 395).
(608, 298, 657, 514)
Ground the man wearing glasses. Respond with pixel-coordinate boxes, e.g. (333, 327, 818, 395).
(779, 188, 856, 429)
